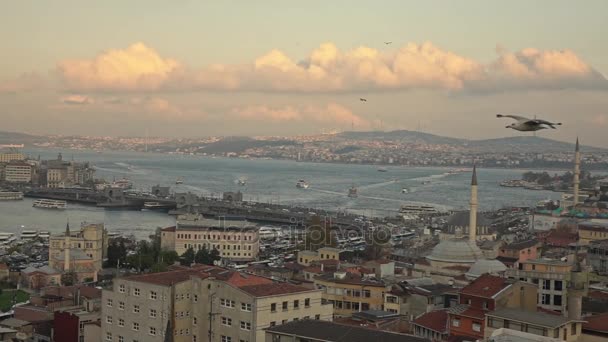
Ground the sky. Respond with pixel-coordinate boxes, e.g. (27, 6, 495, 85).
(1, 1, 607, 146)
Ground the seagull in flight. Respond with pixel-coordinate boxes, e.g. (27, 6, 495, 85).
(384, 41, 392, 45)
(360, 98, 367, 102)
(497, 114, 562, 131)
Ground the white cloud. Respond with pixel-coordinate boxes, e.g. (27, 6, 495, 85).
(0, 73, 45, 94)
(60, 94, 94, 105)
(53, 42, 608, 94)
(232, 103, 369, 127)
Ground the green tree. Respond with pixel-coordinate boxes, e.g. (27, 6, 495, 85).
(160, 250, 179, 265)
(180, 248, 196, 266)
(195, 247, 210, 264)
(209, 248, 221, 265)
(106, 240, 127, 267)
(151, 262, 168, 273)
(61, 271, 77, 286)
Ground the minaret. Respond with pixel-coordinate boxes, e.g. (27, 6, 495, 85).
(64, 221, 71, 271)
(469, 165, 478, 242)
(573, 138, 581, 207)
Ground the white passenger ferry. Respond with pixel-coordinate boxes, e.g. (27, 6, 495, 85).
(32, 199, 67, 210)
(0, 191, 23, 200)
(20, 230, 39, 240)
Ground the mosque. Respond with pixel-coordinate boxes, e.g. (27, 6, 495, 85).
(413, 166, 507, 285)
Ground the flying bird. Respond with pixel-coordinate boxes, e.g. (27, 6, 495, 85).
(359, 98, 367, 102)
(384, 41, 392, 45)
(497, 114, 562, 131)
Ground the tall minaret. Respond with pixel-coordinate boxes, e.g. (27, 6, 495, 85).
(573, 137, 581, 207)
(469, 165, 478, 242)
(64, 221, 71, 271)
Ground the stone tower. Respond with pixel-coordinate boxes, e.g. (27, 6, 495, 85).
(64, 221, 71, 271)
(469, 165, 478, 242)
(573, 138, 581, 207)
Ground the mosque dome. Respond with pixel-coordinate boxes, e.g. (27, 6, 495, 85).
(426, 238, 483, 264)
(465, 259, 507, 280)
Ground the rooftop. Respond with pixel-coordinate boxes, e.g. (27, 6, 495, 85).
(426, 238, 484, 264)
(488, 308, 580, 328)
(413, 310, 449, 333)
(460, 274, 510, 298)
(315, 272, 386, 287)
(502, 239, 539, 250)
(239, 283, 313, 297)
(583, 313, 608, 334)
(266, 319, 428, 342)
(352, 310, 400, 322)
(465, 259, 507, 279)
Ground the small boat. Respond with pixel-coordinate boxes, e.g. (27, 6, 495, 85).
(348, 185, 358, 198)
(237, 178, 247, 186)
(422, 180, 431, 185)
(377, 167, 388, 172)
(176, 177, 184, 185)
(33, 199, 67, 210)
(402, 188, 409, 194)
(143, 201, 174, 211)
(0, 233, 15, 246)
(296, 180, 309, 189)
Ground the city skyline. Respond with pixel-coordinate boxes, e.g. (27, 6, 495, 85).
(1, 1, 607, 146)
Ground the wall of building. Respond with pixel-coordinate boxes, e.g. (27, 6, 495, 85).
(53, 311, 80, 342)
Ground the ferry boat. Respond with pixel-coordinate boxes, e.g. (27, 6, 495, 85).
(402, 188, 409, 194)
(258, 226, 282, 240)
(296, 180, 309, 189)
(0, 233, 16, 246)
(143, 201, 173, 211)
(399, 204, 439, 216)
(20, 230, 39, 240)
(446, 168, 472, 175)
(237, 178, 247, 186)
(0, 191, 23, 200)
(175, 177, 184, 185)
(111, 178, 133, 189)
(33, 199, 67, 210)
(38, 231, 50, 240)
(348, 186, 358, 198)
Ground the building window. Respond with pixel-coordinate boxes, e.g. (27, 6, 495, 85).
(483, 301, 488, 310)
(240, 321, 251, 331)
(270, 321, 276, 327)
(554, 280, 563, 291)
(221, 336, 232, 342)
(118, 318, 124, 327)
(118, 337, 124, 342)
(221, 317, 232, 326)
(133, 288, 140, 296)
(150, 291, 157, 300)
(133, 304, 140, 313)
(149, 327, 156, 336)
(571, 323, 576, 335)
(452, 318, 460, 327)
(553, 295, 562, 306)
(271, 303, 277, 312)
(294, 300, 299, 309)
(119, 301, 125, 310)
(194, 295, 198, 303)
(132, 322, 139, 331)
(119, 284, 125, 293)
(542, 294, 551, 305)
(105, 332, 112, 341)
(315, 314, 320, 320)
(472, 322, 481, 332)
(543, 280, 551, 290)
(106, 316, 113, 324)
(241, 303, 252, 312)
(150, 309, 157, 318)
(362, 290, 371, 298)
(107, 299, 113, 307)
(305, 298, 310, 307)
(282, 301, 288, 311)
(193, 336, 197, 342)
(220, 298, 235, 308)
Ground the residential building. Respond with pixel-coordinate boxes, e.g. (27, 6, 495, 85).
(489, 328, 563, 342)
(486, 309, 584, 342)
(587, 240, 608, 275)
(579, 221, 608, 245)
(314, 271, 390, 317)
(160, 215, 259, 262)
(265, 319, 428, 342)
(4, 162, 36, 183)
(101, 265, 332, 342)
(384, 281, 455, 320)
(506, 259, 573, 313)
(21, 266, 62, 290)
(0, 152, 25, 163)
(412, 309, 450, 341)
(499, 240, 540, 264)
(297, 247, 346, 266)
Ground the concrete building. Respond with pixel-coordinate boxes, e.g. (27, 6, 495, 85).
(297, 247, 346, 266)
(4, 162, 36, 183)
(0, 152, 25, 163)
(486, 309, 584, 342)
(313, 271, 390, 317)
(101, 265, 332, 342)
(161, 215, 259, 262)
(499, 240, 540, 264)
(587, 240, 608, 275)
(385, 281, 455, 320)
(49, 222, 107, 282)
(506, 259, 573, 313)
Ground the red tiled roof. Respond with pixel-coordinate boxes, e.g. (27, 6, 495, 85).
(458, 307, 485, 320)
(123, 269, 210, 286)
(217, 271, 273, 287)
(413, 310, 448, 333)
(459, 274, 509, 298)
(583, 313, 608, 333)
(588, 290, 608, 300)
(239, 283, 313, 297)
(303, 266, 324, 274)
(537, 307, 563, 316)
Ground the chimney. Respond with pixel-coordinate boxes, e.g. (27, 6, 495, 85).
(469, 165, 478, 242)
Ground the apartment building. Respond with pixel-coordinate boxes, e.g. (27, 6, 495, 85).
(0, 152, 25, 163)
(313, 271, 390, 317)
(486, 309, 584, 342)
(498, 239, 540, 264)
(578, 221, 608, 245)
(101, 265, 332, 342)
(507, 259, 572, 313)
(297, 247, 345, 266)
(4, 162, 36, 183)
(587, 239, 608, 275)
(161, 215, 259, 262)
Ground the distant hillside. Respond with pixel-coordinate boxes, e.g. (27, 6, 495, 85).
(0, 131, 44, 146)
(338, 130, 604, 153)
(199, 137, 298, 154)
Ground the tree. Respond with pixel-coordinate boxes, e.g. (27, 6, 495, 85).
(106, 240, 127, 267)
(61, 271, 77, 286)
(209, 248, 221, 265)
(160, 250, 179, 265)
(151, 262, 168, 273)
(195, 247, 210, 265)
(180, 248, 196, 266)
